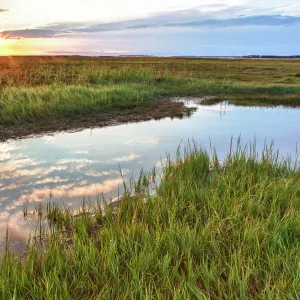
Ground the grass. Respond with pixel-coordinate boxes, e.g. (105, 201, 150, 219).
(0, 84, 160, 125)
(1, 56, 300, 127)
(1, 75, 300, 126)
(1, 142, 299, 299)
(1, 56, 300, 87)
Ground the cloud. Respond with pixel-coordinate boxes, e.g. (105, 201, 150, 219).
(1, 29, 57, 39)
(0, 157, 41, 173)
(1, 165, 68, 179)
(68, 12, 300, 34)
(56, 158, 98, 165)
(0, 9, 9, 21)
(18, 178, 123, 202)
(113, 153, 140, 162)
(0, 143, 21, 153)
(166, 15, 300, 28)
(85, 169, 128, 177)
(74, 151, 88, 154)
(2, 5, 300, 39)
(0, 210, 32, 253)
(34, 176, 69, 185)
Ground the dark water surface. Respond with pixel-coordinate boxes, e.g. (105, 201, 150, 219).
(0, 101, 299, 252)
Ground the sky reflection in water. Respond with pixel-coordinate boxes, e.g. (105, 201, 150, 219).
(0, 101, 299, 252)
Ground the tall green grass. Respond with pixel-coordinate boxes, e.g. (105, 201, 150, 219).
(1, 143, 299, 299)
(2, 73, 300, 126)
(1, 61, 300, 127)
(0, 84, 161, 125)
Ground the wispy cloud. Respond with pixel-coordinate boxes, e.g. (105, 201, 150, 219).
(2, 5, 300, 39)
(1, 165, 68, 179)
(18, 178, 123, 202)
(0, 8, 8, 19)
(113, 153, 140, 162)
(1, 29, 56, 38)
(165, 15, 300, 28)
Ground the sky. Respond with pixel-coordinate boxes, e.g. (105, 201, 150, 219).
(0, 0, 300, 56)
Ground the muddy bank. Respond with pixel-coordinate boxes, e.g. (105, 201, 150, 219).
(0, 99, 197, 142)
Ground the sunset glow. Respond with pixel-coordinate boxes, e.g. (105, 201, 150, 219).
(0, 38, 19, 56)
(0, 38, 45, 56)
(0, 38, 7, 55)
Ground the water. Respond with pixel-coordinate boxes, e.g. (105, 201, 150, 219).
(1, 100, 300, 252)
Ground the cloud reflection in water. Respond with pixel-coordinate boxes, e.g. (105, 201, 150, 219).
(1, 101, 300, 253)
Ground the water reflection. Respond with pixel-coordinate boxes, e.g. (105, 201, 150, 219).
(1, 101, 300, 253)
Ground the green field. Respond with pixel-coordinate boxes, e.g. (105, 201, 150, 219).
(1, 143, 299, 299)
(1, 56, 300, 128)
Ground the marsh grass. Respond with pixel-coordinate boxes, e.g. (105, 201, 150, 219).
(0, 84, 161, 125)
(1, 57, 300, 126)
(1, 143, 299, 299)
(1, 56, 300, 87)
(2, 78, 300, 126)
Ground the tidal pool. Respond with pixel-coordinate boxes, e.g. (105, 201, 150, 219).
(0, 100, 299, 252)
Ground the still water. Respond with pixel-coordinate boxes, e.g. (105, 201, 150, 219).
(0, 101, 299, 252)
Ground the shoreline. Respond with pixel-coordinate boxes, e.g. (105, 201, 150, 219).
(0, 99, 197, 142)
